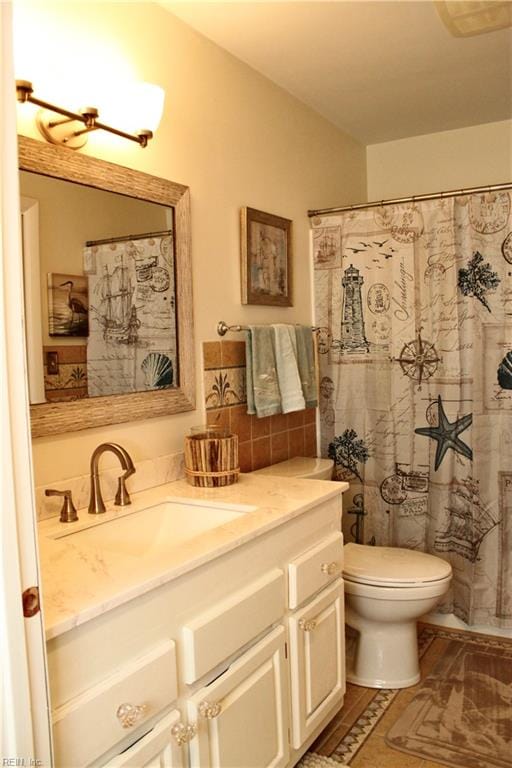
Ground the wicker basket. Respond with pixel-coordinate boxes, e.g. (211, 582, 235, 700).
(184, 430, 239, 487)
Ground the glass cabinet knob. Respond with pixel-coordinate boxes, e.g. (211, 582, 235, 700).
(171, 722, 197, 746)
(321, 561, 338, 575)
(116, 702, 148, 728)
(198, 701, 222, 719)
(298, 618, 317, 632)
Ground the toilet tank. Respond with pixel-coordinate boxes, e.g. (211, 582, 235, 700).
(253, 457, 334, 480)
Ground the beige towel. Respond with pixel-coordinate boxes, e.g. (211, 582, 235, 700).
(245, 326, 282, 417)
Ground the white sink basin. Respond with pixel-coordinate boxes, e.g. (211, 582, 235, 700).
(52, 498, 256, 556)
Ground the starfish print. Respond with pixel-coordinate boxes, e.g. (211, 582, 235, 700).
(415, 396, 472, 471)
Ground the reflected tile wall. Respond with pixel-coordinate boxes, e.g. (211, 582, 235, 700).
(43, 345, 88, 401)
(203, 340, 317, 472)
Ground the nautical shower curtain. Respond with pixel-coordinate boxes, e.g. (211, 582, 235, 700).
(312, 192, 512, 628)
(84, 232, 177, 397)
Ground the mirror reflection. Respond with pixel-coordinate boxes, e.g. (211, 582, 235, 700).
(20, 171, 178, 404)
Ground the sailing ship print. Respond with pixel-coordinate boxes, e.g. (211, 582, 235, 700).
(313, 226, 340, 267)
(86, 232, 177, 398)
(96, 257, 140, 345)
(316, 233, 337, 263)
(435, 477, 500, 562)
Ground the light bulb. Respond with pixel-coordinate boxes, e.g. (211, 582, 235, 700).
(98, 81, 164, 137)
(134, 82, 165, 133)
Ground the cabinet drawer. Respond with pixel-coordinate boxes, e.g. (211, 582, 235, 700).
(52, 640, 177, 767)
(288, 532, 343, 609)
(182, 568, 285, 684)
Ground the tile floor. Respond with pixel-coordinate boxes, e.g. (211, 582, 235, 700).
(308, 624, 490, 767)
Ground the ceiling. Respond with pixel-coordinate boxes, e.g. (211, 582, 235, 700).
(162, 1, 512, 145)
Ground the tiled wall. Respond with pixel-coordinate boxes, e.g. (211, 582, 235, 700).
(43, 345, 87, 401)
(203, 340, 317, 472)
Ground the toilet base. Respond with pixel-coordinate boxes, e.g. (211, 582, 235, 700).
(345, 610, 421, 689)
(346, 669, 420, 689)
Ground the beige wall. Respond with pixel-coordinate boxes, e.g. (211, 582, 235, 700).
(14, 2, 366, 486)
(367, 119, 512, 200)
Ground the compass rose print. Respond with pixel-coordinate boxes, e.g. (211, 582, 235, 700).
(394, 329, 441, 388)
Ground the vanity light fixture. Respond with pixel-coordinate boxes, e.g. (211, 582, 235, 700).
(16, 80, 164, 149)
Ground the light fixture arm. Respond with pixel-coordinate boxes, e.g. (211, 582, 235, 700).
(16, 80, 153, 149)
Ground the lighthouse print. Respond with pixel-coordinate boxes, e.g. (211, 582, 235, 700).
(340, 264, 369, 353)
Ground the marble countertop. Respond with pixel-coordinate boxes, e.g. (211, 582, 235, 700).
(38, 474, 348, 641)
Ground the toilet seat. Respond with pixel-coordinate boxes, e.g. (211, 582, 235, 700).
(343, 543, 452, 587)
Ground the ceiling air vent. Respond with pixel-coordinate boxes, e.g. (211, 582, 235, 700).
(435, 1, 512, 36)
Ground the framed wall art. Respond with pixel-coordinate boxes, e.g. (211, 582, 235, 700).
(47, 272, 89, 336)
(240, 206, 292, 306)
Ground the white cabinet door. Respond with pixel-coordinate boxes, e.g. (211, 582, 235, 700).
(103, 709, 184, 768)
(187, 626, 289, 768)
(288, 579, 345, 749)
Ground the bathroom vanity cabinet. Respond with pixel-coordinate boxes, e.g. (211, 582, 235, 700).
(41, 480, 346, 767)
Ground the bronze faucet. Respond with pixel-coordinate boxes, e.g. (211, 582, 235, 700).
(88, 443, 136, 515)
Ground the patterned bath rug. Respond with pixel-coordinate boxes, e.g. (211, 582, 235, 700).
(297, 753, 341, 768)
(386, 634, 512, 768)
(303, 624, 512, 767)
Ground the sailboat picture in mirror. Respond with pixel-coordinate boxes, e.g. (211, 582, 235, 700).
(19, 135, 195, 437)
(85, 231, 177, 396)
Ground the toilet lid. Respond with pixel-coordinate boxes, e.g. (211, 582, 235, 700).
(343, 543, 452, 586)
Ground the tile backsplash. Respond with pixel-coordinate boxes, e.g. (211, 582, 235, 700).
(203, 340, 317, 471)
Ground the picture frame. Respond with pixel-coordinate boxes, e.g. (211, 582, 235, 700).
(47, 272, 89, 337)
(240, 206, 292, 306)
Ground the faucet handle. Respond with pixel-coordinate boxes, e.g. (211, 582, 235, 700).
(115, 472, 132, 507)
(45, 489, 78, 523)
(115, 465, 136, 507)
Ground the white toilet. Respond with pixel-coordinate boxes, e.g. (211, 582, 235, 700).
(255, 456, 452, 690)
(343, 543, 451, 688)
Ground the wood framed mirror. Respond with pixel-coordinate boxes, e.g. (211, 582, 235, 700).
(18, 136, 195, 438)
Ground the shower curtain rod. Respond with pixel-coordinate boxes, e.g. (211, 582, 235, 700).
(85, 229, 173, 247)
(307, 181, 512, 217)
